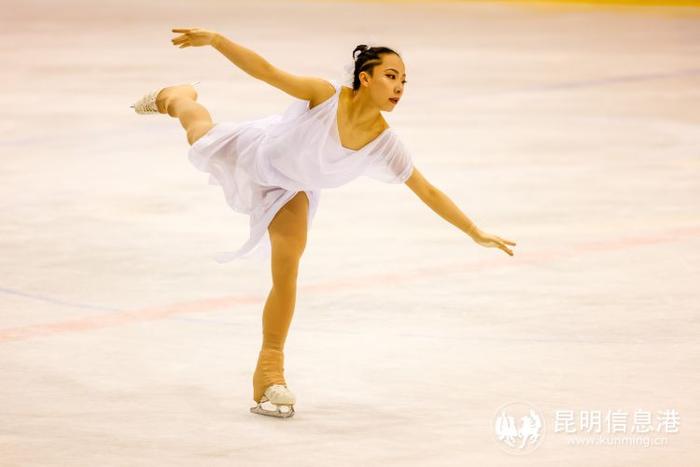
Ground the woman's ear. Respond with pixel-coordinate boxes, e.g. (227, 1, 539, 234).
(359, 71, 370, 88)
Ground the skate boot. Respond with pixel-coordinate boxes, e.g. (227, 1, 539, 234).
(130, 80, 200, 114)
(250, 348, 295, 418)
(250, 384, 296, 418)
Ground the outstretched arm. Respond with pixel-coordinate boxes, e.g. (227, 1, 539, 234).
(170, 28, 331, 102)
(404, 167, 516, 256)
(171, 28, 271, 79)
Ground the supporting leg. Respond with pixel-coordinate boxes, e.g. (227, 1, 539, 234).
(252, 192, 309, 407)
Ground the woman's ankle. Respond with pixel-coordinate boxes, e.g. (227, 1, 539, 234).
(156, 85, 198, 114)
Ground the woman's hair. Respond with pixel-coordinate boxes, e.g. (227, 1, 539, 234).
(351, 44, 400, 91)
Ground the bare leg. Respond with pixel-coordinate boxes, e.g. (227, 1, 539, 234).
(253, 191, 309, 403)
(155, 84, 215, 145)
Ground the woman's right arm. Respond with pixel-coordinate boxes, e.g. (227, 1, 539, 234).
(210, 33, 273, 80)
(171, 28, 332, 102)
(171, 28, 272, 80)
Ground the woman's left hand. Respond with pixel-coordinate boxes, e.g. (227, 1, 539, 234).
(472, 229, 517, 256)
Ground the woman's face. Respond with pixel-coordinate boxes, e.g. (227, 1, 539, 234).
(360, 53, 407, 111)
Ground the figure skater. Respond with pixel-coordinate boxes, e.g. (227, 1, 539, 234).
(131, 28, 517, 418)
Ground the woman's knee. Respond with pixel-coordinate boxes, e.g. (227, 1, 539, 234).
(271, 236, 306, 264)
(269, 227, 307, 284)
(270, 242, 305, 285)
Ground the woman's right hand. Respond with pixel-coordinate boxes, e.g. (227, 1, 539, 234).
(171, 28, 219, 48)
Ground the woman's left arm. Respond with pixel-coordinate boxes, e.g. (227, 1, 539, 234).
(404, 167, 517, 256)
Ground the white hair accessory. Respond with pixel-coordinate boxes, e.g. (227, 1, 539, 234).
(341, 61, 355, 87)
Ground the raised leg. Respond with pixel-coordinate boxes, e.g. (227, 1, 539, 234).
(155, 84, 215, 145)
(252, 191, 309, 404)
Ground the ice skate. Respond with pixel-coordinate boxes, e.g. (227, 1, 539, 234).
(250, 384, 296, 418)
(130, 80, 200, 114)
(250, 348, 294, 418)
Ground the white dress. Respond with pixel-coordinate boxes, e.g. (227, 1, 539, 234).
(187, 79, 414, 263)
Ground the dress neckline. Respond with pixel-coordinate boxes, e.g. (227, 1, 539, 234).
(334, 85, 390, 153)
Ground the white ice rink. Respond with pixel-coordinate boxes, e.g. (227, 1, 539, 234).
(1, 0, 698, 465)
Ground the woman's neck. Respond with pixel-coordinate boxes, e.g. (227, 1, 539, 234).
(342, 87, 384, 130)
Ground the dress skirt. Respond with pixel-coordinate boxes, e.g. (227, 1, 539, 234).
(188, 120, 320, 263)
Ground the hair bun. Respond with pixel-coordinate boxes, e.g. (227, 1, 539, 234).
(352, 44, 371, 61)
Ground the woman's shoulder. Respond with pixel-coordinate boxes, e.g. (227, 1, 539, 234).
(308, 79, 339, 110)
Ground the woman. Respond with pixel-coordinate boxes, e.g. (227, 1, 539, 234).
(131, 28, 517, 418)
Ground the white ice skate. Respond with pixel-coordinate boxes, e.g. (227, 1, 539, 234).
(250, 384, 296, 418)
(130, 81, 200, 114)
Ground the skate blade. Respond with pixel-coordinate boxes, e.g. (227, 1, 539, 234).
(250, 402, 295, 418)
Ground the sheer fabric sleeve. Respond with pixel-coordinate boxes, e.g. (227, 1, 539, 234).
(364, 131, 414, 184)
